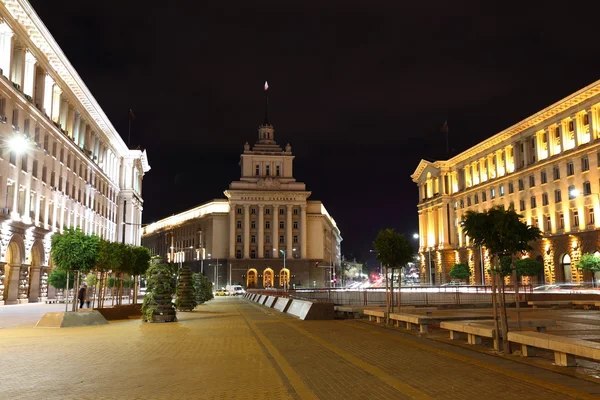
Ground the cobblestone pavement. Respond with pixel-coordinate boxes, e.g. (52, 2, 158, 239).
(1, 298, 600, 399)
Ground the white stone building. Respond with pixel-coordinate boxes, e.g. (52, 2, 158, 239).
(0, 0, 150, 304)
(142, 117, 341, 289)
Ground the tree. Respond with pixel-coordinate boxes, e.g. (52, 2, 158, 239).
(175, 266, 197, 311)
(462, 206, 542, 352)
(373, 229, 414, 318)
(51, 228, 100, 311)
(94, 240, 121, 308)
(51, 228, 100, 273)
(449, 263, 471, 283)
(576, 253, 600, 287)
(132, 246, 151, 303)
(47, 269, 75, 297)
(515, 258, 543, 278)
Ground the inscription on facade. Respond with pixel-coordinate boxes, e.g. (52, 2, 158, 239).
(240, 196, 299, 201)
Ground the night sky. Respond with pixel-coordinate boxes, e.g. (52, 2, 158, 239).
(29, 1, 600, 264)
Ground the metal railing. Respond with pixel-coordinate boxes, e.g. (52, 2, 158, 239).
(247, 285, 533, 306)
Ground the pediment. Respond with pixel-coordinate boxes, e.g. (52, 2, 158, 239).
(411, 159, 440, 183)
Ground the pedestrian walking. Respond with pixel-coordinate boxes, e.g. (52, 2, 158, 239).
(78, 283, 87, 309)
(84, 283, 91, 308)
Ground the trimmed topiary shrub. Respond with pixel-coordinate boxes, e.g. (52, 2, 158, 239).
(175, 266, 196, 311)
(142, 264, 176, 323)
(194, 273, 214, 304)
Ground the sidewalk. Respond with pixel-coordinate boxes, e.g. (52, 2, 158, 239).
(1, 297, 599, 399)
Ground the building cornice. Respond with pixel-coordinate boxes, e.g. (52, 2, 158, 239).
(142, 199, 230, 235)
(2, 0, 129, 155)
(440, 79, 600, 166)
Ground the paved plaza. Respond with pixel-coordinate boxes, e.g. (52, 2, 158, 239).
(2, 298, 600, 399)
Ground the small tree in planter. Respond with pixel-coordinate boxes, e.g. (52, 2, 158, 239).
(515, 258, 544, 283)
(449, 263, 471, 284)
(51, 228, 100, 311)
(175, 266, 196, 311)
(576, 253, 600, 287)
(142, 264, 176, 322)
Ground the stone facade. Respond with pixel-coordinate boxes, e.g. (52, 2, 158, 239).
(413, 79, 600, 285)
(0, 1, 150, 304)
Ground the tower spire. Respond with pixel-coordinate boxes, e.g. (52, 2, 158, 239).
(263, 80, 269, 125)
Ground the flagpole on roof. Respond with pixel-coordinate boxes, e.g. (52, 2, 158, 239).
(443, 120, 449, 156)
(128, 109, 135, 147)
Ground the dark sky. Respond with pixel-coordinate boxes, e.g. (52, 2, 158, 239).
(29, 0, 600, 263)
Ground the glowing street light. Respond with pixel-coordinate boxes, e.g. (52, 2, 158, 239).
(412, 233, 419, 239)
(570, 189, 580, 198)
(8, 135, 29, 154)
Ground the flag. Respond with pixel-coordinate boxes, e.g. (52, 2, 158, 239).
(441, 120, 448, 134)
(129, 109, 136, 120)
(264, 81, 269, 91)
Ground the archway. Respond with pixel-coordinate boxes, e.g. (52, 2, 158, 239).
(263, 268, 274, 288)
(535, 255, 544, 285)
(279, 268, 290, 288)
(5, 237, 25, 304)
(246, 268, 257, 288)
(562, 254, 572, 283)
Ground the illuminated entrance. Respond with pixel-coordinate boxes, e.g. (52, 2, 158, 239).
(279, 268, 290, 288)
(247, 269, 257, 288)
(263, 268, 274, 288)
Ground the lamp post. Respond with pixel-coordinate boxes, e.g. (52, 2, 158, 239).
(369, 249, 382, 275)
(412, 233, 432, 285)
(276, 248, 287, 291)
(208, 253, 220, 289)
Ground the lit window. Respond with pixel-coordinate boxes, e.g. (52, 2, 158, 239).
(279, 235, 284, 244)
(589, 208, 595, 225)
(236, 235, 242, 243)
(499, 185, 504, 196)
(582, 156, 589, 172)
(251, 235, 256, 243)
(555, 189, 562, 203)
(573, 211, 580, 227)
(279, 221, 284, 229)
(236, 220, 242, 229)
(265, 221, 270, 229)
(293, 221, 298, 229)
(251, 221, 256, 229)
(568, 185, 576, 200)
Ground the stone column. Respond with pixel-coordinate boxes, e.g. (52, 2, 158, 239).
(28, 265, 41, 302)
(272, 205, 279, 258)
(572, 115, 579, 147)
(243, 204, 250, 259)
(23, 178, 32, 224)
(258, 204, 264, 258)
(23, 50, 36, 98)
(300, 205, 307, 259)
(5, 265, 20, 305)
(34, 192, 41, 226)
(11, 158, 20, 219)
(286, 205, 293, 259)
(589, 107, 598, 140)
(0, 22, 14, 80)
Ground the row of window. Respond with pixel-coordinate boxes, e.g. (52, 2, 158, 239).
(235, 248, 301, 259)
(255, 164, 281, 177)
(236, 234, 299, 244)
(236, 220, 299, 230)
(457, 181, 594, 210)
(237, 206, 300, 215)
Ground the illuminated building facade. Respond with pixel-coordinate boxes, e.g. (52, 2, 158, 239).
(142, 120, 342, 289)
(0, 0, 150, 304)
(412, 79, 600, 285)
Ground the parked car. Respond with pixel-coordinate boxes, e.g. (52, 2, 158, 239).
(226, 285, 245, 295)
(215, 288, 230, 296)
